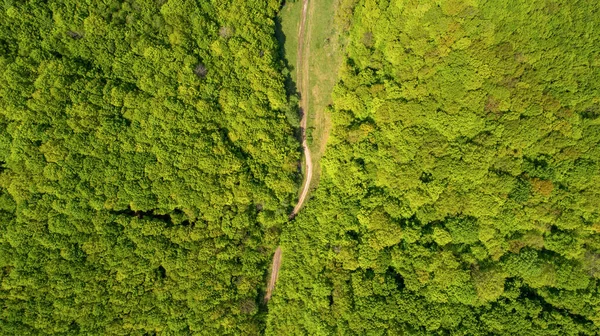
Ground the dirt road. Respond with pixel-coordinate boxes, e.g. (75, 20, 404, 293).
(290, 0, 313, 219)
(265, 0, 312, 303)
(264, 246, 282, 302)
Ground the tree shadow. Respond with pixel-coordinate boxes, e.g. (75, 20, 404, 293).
(274, 14, 299, 98)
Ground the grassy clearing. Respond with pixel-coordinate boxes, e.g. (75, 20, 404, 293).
(277, 1, 303, 87)
(304, 0, 346, 189)
(279, 0, 347, 190)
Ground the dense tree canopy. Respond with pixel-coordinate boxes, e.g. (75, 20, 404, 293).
(268, 0, 600, 335)
(0, 0, 300, 334)
(2, 0, 600, 335)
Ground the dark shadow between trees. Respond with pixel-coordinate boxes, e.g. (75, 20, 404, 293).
(274, 14, 298, 99)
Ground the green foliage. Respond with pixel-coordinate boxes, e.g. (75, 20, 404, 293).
(268, 0, 600, 334)
(2, 0, 600, 334)
(0, 0, 299, 334)
(445, 216, 479, 245)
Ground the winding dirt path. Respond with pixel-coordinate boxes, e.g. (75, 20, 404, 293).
(291, 0, 313, 219)
(265, 0, 313, 303)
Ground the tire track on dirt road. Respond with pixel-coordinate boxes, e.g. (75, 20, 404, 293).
(265, 0, 313, 303)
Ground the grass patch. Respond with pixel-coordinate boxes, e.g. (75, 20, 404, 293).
(278, 0, 351, 190)
(304, 0, 347, 188)
(277, 1, 303, 87)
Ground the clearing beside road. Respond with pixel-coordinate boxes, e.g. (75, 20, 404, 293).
(265, 0, 347, 302)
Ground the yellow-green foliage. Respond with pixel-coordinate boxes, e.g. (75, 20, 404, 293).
(0, 0, 299, 334)
(268, 0, 600, 335)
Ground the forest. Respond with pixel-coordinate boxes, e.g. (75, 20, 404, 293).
(267, 0, 600, 335)
(1, 0, 600, 335)
(0, 0, 300, 334)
